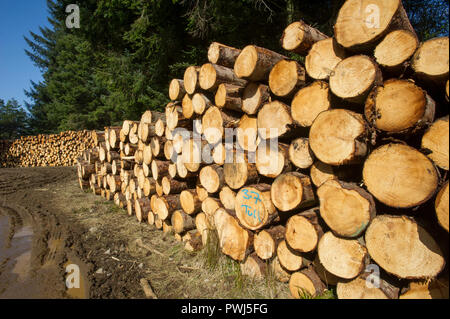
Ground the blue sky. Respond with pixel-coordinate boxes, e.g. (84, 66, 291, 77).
(0, 0, 50, 107)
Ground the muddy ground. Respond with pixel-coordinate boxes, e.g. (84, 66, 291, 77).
(0, 167, 292, 299)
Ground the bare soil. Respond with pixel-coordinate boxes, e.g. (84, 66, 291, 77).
(0, 167, 291, 299)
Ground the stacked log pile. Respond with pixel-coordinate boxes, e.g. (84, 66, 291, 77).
(1, 130, 95, 168)
(77, 0, 449, 299)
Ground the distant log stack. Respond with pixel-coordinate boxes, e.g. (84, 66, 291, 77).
(75, 0, 449, 300)
(1, 130, 95, 168)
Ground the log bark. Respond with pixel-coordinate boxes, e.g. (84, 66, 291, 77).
(161, 176, 188, 195)
(400, 279, 449, 299)
(151, 160, 171, 181)
(208, 42, 241, 68)
(135, 198, 151, 223)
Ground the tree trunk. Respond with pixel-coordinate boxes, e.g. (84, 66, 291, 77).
(154, 194, 182, 220)
(257, 101, 296, 140)
(289, 138, 315, 169)
(335, 0, 416, 53)
(240, 253, 268, 280)
(202, 107, 240, 144)
(256, 142, 291, 178)
(435, 181, 449, 232)
(421, 116, 449, 170)
(412, 37, 449, 86)
(199, 164, 225, 194)
(237, 114, 259, 152)
(285, 208, 323, 253)
(162, 176, 188, 195)
(219, 186, 236, 211)
(169, 79, 186, 101)
(192, 93, 213, 115)
(171, 210, 196, 234)
(215, 83, 245, 112)
(183, 66, 201, 95)
(289, 267, 326, 298)
(242, 83, 270, 115)
(223, 151, 259, 190)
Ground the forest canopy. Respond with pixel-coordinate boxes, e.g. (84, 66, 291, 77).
(12, 0, 449, 135)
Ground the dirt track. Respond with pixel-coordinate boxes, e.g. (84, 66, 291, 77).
(0, 167, 291, 299)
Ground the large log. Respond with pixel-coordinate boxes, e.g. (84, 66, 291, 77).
(184, 66, 201, 95)
(268, 60, 306, 98)
(277, 240, 305, 272)
(305, 38, 346, 80)
(240, 253, 267, 280)
(362, 143, 439, 208)
(199, 63, 247, 92)
(219, 186, 236, 211)
(435, 181, 449, 232)
(281, 20, 328, 55)
(317, 232, 368, 280)
(242, 83, 270, 115)
(421, 116, 449, 170)
(208, 42, 241, 68)
(223, 151, 259, 190)
(285, 208, 323, 253)
(253, 225, 285, 260)
(291, 81, 331, 128)
(169, 79, 186, 101)
(255, 142, 291, 178)
(214, 208, 254, 262)
(317, 180, 376, 238)
(270, 172, 315, 212)
(215, 83, 245, 112)
(329, 55, 382, 104)
(365, 79, 436, 135)
(309, 109, 368, 166)
(154, 195, 182, 220)
(180, 189, 202, 215)
(289, 267, 326, 299)
(171, 210, 196, 234)
(202, 106, 240, 144)
(288, 138, 315, 169)
(334, 0, 416, 53)
(374, 30, 419, 74)
(234, 45, 287, 81)
(237, 114, 259, 152)
(257, 101, 296, 140)
(199, 164, 225, 194)
(234, 184, 278, 231)
(411, 37, 449, 85)
(365, 215, 445, 279)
